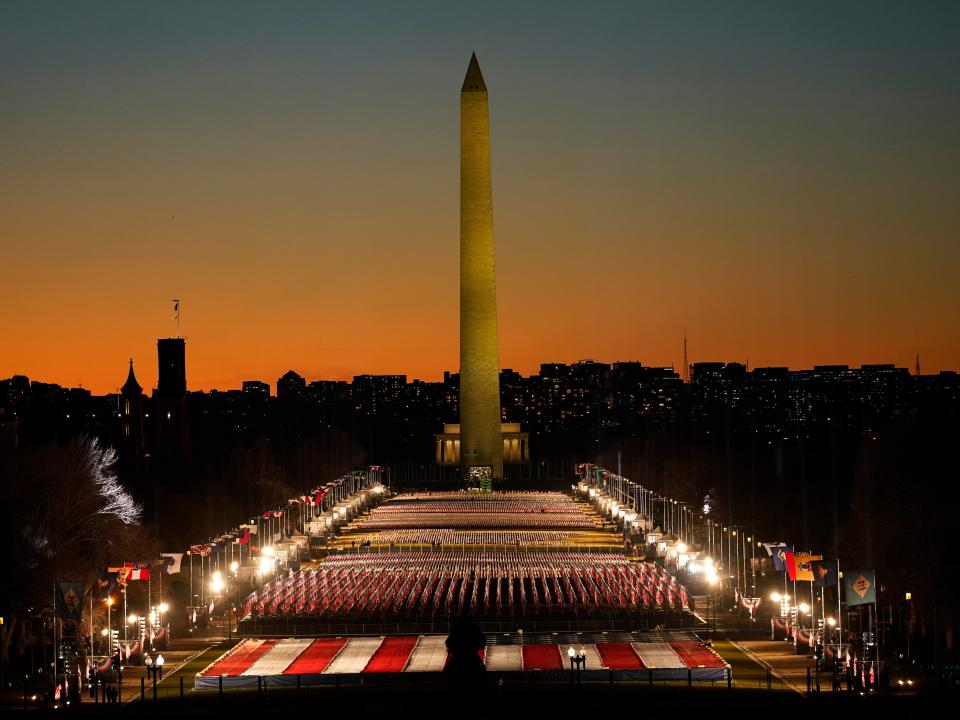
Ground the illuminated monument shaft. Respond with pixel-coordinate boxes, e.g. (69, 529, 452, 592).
(460, 53, 503, 481)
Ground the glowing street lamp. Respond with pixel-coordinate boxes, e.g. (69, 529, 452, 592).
(157, 602, 169, 629)
(567, 645, 586, 683)
(104, 596, 114, 652)
(706, 572, 720, 633)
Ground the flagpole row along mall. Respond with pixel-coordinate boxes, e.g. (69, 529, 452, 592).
(836, 559, 842, 662)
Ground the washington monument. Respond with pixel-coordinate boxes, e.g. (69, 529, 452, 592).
(459, 52, 503, 481)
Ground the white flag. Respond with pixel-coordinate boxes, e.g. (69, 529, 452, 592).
(159, 552, 183, 574)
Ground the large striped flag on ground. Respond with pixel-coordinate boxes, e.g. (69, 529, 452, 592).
(196, 636, 729, 689)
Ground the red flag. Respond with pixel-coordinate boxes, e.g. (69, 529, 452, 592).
(124, 562, 150, 581)
(238, 529, 249, 545)
(785, 551, 797, 581)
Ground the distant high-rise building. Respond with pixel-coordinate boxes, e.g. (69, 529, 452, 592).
(242, 381, 271, 397)
(277, 370, 306, 401)
(352, 375, 406, 415)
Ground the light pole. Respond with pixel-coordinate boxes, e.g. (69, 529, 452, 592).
(706, 566, 719, 635)
(211, 571, 226, 638)
(127, 614, 138, 664)
(567, 646, 586, 684)
(905, 592, 912, 664)
(229, 561, 240, 639)
(105, 597, 114, 656)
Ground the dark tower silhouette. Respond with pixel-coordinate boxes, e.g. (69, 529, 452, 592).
(120, 358, 144, 456)
(157, 338, 187, 395)
(154, 338, 191, 460)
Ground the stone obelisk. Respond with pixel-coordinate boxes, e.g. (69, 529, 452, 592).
(459, 52, 503, 482)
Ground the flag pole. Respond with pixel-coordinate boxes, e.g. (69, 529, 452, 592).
(836, 561, 842, 662)
(792, 571, 798, 647)
(820, 581, 826, 655)
(53, 584, 58, 690)
(90, 587, 94, 658)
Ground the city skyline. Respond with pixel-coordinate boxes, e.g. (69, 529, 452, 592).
(5, 353, 952, 399)
(4, 1, 959, 392)
(5, 351, 956, 397)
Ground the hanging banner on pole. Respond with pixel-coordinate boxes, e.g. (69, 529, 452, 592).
(791, 552, 822, 582)
(768, 545, 793, 572)
(159, 553, 183, 574)
(811, 559, 837, 588)
(93, 572, 118, 599)
(844, 569, 877, 606)
(55, 582, 84, 621)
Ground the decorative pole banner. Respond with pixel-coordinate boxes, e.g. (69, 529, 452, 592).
(769, 545, 793, 572)
(159, 553, 184, 574)
(811, 559, 837, 588)
(93, 572, 118, 599)
(844, 569, 877, 606)
(792, 552, 823, 582)
(108, 566, 132, 585)
(55, 582, 84, 621)
(123, 562, 151, 581)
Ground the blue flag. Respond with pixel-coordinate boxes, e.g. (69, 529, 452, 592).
(844, 569, 877, 606)
(767, 544, 793, 573)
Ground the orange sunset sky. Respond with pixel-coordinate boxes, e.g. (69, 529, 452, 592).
(2, 2, 958, 394)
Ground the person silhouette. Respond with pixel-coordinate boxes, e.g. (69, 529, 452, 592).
(445, 612, 486, 687)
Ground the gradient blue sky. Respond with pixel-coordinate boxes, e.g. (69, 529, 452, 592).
(2, 1, 958, 391)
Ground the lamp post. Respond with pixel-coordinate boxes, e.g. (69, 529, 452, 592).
(157, 602, 168, 627)
(229, 561, 240, 639)
(211, 571, 226, 639)
(105, 597, 114, 655)
(707, 568, 719, 635)
(905, 592, 912, 665)
(127, 614, 138, 665)
(567, 646, 586, 684)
